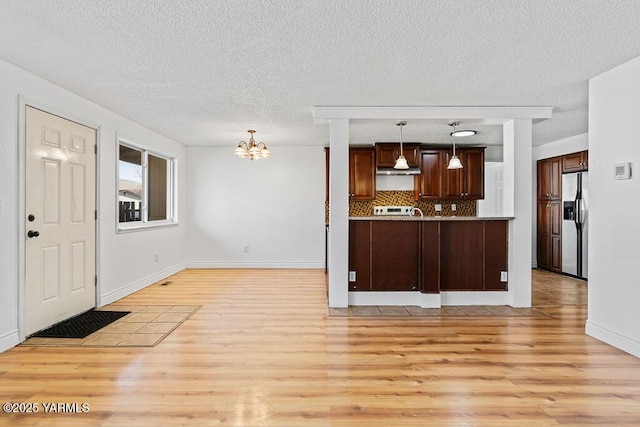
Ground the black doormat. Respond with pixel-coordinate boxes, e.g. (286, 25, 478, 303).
(32, 310, 130, 339)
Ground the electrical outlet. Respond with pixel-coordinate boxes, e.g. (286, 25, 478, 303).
(451, 204, 456, 211)
(244, 246, 250, 253)
(435, 204, 442, 211)
(500, 271, 508, 282)
(348, 271, 356, 282)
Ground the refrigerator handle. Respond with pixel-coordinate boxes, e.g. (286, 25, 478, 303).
(579, 198, 587, 224)
(574, 195, 580, 225)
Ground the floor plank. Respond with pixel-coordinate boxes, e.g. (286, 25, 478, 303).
(1, 268, 637, 426)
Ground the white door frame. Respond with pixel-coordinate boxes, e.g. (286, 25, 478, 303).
(17, 96, 101, 341)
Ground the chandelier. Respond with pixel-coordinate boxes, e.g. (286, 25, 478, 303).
(233, 130, 271, 160)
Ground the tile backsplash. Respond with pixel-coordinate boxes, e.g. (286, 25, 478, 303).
(325, 191, 476, 222)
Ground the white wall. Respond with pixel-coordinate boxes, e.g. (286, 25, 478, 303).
(586, 56, 640, 357)
(0, 59, 187, 352)
(530, 133, 589, 266)
(186, 146, 325, 268)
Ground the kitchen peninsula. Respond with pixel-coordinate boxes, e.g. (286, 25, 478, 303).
(348, 215, 511, 307)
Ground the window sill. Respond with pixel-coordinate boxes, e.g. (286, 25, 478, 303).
(117, 221, 179, 233)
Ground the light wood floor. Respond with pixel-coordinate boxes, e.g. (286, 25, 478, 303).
(2, 269, 638, 426)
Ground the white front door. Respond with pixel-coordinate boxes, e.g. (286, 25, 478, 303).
(25, 106, 96, 335)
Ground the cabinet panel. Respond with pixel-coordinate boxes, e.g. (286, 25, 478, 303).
(440, 222, 484, 291)
(443, 148, 485, 200)
(484, 221, 508, 290)
(538, 156, 562, 200)
(421, 222, 440, 293)
(562, 150, 588, 173)
(463, 148, 485, 199)
(414, 149, 443, 199)
(349, 147, 376, 200)
(375, 143, 420, 167)
(537, 233, 550, 270)
(371, 221, 420, 291)
(551, 235, 562, 272)
(348, 221, 371, 291)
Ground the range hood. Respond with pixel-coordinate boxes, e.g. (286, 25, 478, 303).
(376, 166, 421, 175)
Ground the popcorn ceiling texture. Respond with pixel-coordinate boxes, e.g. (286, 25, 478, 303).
(3, 1, 640, 148)
(325, 191, 476, 222)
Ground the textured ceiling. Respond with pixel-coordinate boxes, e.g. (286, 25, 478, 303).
(2, 0, 640, 148)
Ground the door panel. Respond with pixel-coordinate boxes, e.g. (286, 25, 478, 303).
(25, 106, 96, 335)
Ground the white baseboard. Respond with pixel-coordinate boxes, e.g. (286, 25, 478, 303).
(0, 329, 20, 353)
(441, 291, 509, 306)
(187, 261, 324, 269)
(99, 262, 187, 306)
(349, 291, 426, 307)
(586, 320, 640, 359)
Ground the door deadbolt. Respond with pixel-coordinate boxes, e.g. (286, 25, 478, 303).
(28, 214, 35, 222)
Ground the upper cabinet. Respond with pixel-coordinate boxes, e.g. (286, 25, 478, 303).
(562, 150, 589, 173)
(442, 147, 485, 200)
(375, 143, 420, 168)
(537, 156, 562, 200)
(349, 147, 376, 200)
(414, 149, 444, 199)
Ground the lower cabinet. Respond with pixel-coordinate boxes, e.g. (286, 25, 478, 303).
(349, 219, 508, 292)
(371, 221, 420, 291)
(348, 221, 371, 291)
(440, 221, 508, 291)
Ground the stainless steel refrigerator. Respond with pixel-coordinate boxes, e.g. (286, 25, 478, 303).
(562, 171, 588, 279)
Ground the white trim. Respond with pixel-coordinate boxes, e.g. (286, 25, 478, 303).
(116, 135, 177, 231)
(441, 291, 510, 306)
(17, 96, 101, 342)
(586, 320, 640, 359)
(99, 262, 187, 306)
(349, 292, 441, 308)
(313, 106, 553, 121)
(349, 292, 425, 306)
(0, 330, 20, 353)
(348, 291, 509, 307)
(187, 261, 325, 269)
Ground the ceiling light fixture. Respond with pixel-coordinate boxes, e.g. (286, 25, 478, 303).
(394, 120, 409, 170)
(447, 121, 465, 170)
(233, 130, 271, 160)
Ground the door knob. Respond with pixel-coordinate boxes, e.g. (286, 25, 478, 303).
(27, 230, 40, 238)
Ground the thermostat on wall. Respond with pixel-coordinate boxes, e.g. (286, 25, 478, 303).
(614, 162, 632, 180)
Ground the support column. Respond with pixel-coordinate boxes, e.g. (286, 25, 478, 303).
(503, 119, 533, 307)
(328, 119, 349, 307)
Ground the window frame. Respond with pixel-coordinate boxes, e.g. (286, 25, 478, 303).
(117, 138, 178, 232)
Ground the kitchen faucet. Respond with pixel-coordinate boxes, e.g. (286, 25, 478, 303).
(409, 207, 423, 217)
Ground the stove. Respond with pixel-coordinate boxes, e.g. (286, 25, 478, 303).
(373, 206, 413, 216)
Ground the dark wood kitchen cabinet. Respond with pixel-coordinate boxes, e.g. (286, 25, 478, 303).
(537, 156, 562, 200)
(375, 143, 420, 168)
(348, 220, 420, 292)
(414, 149, 444, 200)
(440, 222, 484, 290)
(421, 222, 440, 293)
(349, 147, 376, 200)
(562, 150, 589, 173)
(371, 221, 420, 291)
(537, 199, 562, 272)
(440, 220, 508, 291)
(348, 220, 371, 291)
(443, 147, 485, 200)
(537, 156, 562, 272)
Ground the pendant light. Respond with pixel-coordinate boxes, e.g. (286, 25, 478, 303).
(447, 121, 464, 169)
(394, 120, 409, 170)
